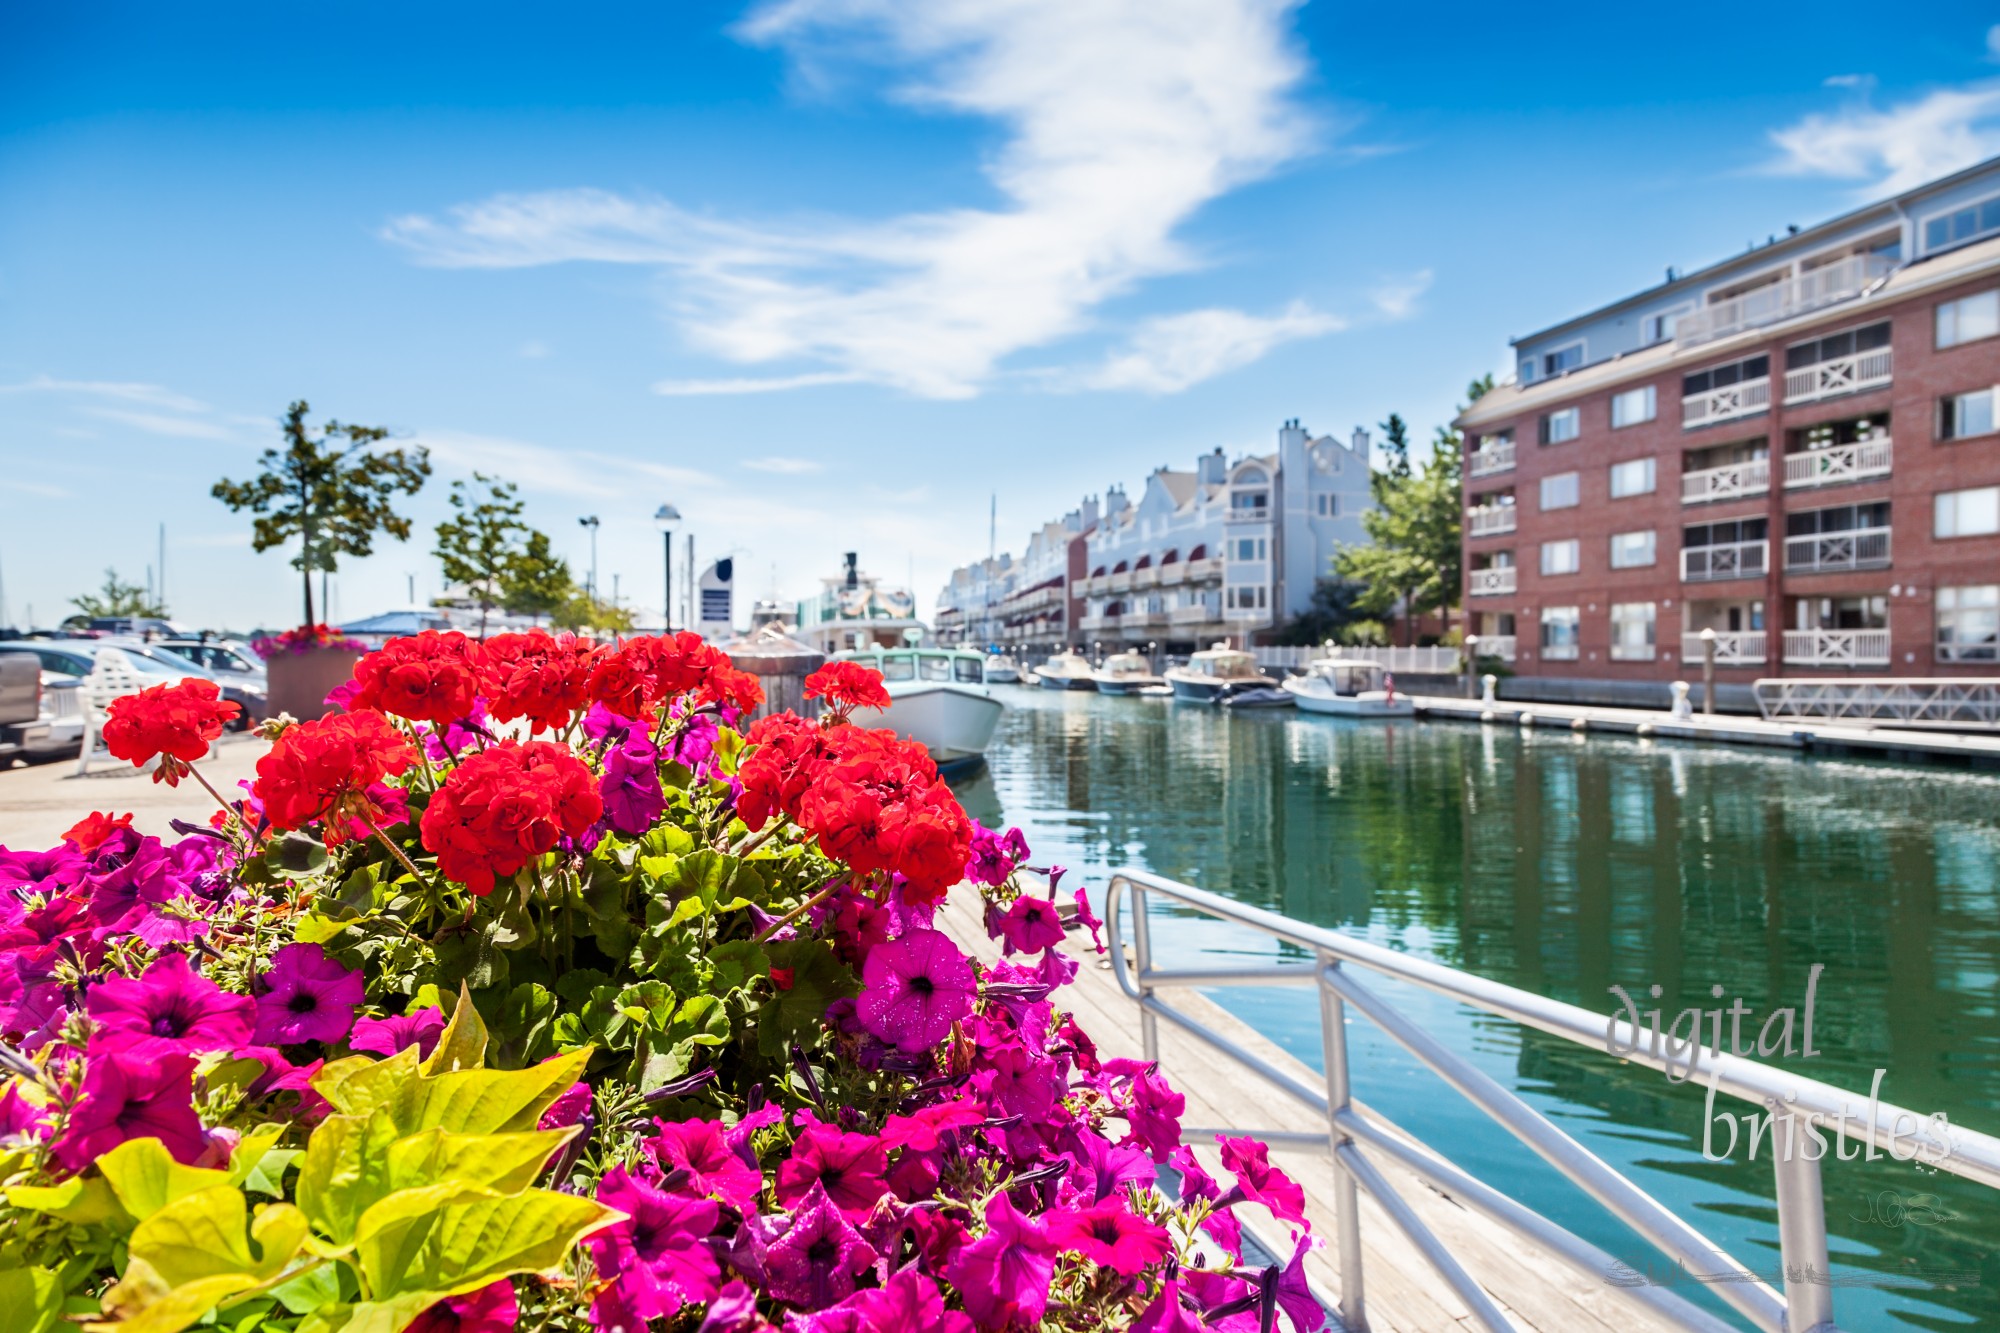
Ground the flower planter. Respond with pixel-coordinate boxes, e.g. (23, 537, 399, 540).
(265, 644, 364, 719)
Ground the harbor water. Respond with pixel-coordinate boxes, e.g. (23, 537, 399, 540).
(951, 686, 2000, 1331)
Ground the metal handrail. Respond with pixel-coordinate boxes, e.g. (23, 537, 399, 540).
(1104, 867, 2000, 1333)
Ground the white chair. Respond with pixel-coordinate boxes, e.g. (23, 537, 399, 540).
(75, 648, 155, 777)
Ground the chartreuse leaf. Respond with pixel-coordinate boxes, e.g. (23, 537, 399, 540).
(8, 1172, 129, 1227)
(91, 1257, 254, 1333)
(385, 1126, 577, 1197)
(93, 1188, 311, 1333)
(296, 1111, 402, 1247)
(97, 1137, 233, 1223)
(227, 1125, 290, 1189)
(313, 1046, 421, 1121)
(354, 1189, 617, 1301)
(421, 981, 488, 1076)
(0, 1266, 63, 1333)
(400, 1047, 590, 1135)
(294, 1292, 442, 1333)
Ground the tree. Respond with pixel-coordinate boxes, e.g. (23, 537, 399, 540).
(1276, 578, 1369, 646)
(552, 589, 636, 636)
(434, 474, 532, 637)
(212, 401, 430, 626)
(70, 568, 164, 621)
(1377, 412, 1413, 485)
(501, 530, 574, 625)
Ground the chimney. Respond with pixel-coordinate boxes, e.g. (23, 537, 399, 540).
(1351, 427, 1370, 467)
(1081, 493, 1101, 528)
(1198, 447, 1227, 486)
(843, 552, 859, 590)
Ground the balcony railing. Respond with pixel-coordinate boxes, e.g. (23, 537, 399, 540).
(1227, 505, 1272, 525)
(1681, 630, 1768, 665)
(1467, 505, 1517, 537)
(1783, 438, 1892, 490)
(1132, 566, 1159, 589)
(1681, 457, 1769, 503)
(1784, 526, 1891, 573)
(1675, 253, 1896, 347)
(1468, 566, 1516, 596)
(1108, 571, 1133, 593)
(1170, 604, 1212, 625)
(1782, 628, 1891, 667)
(1155, 563, 1186, 588)
(1080, 575, 1107, 597)
(1184, 558, 1224, 583)
(1682, 376, 1771, 428)
(1467, 439, 1516, 477)
(1078, 614, 1113, 632)
(1472, 634, 1517, 662)
(1784, 349, 1892, 405)
(1680, 538, 1768, 583)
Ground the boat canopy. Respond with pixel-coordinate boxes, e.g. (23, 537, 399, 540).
(1102, 652, 1152, 674)
(1186, 649, 1260, 678)
(1307, 659, 1391, 694)
(839, 646, 986, 685)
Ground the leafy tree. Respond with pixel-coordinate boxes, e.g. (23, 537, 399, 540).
(212, 400, 430, 626)
(69, 568, 163, 620)
(552, 589, 637, 635)
(502, 530, 575, 625)
(1377, 412, 1413, 485)
(434, 473, 533, 637)
(1276, 578, 1369, 646)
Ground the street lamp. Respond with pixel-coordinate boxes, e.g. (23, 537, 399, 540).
(654, 505, 682, 631)
(578, 516, 600, 601)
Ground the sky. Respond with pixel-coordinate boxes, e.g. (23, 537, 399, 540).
(4, 1, 2000, 632)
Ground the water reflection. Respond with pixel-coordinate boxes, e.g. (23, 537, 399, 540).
(964, 688, 2000, 1329)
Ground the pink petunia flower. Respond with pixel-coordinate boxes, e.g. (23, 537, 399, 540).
(1219, 1135, 1309, 1233)
(996, 895, 1065, 955)
(1112, 1060, 1186, 1162)
(853, 928, 976, 1054)
(1073, 886, 1106, 953)
(253, 943, 364, 1046)
(585, 1166, 721, 1324)
(55, 1048, 206, 1170)
(405, 1278, 519, 1333)
(944, 1192, 1056, 1330)
(598, 737, 667, 838)
(1276, 1233, 1326, 1332)
(1132, 1281, 1207, 1333)
(1046, 1197, 1172, 1275)
(538, 1080, 593, 1131)
(775, 1123, 890, 1218)
(349, 1006, 446, 1060)
(763, 1182, 876, 1311)
(963, 824, 1030, 887)
(85, 952, 254, 1055)
(645, 1116, 765, 1211)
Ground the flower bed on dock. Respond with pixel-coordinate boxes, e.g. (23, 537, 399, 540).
(0, 631, 1319, 1333)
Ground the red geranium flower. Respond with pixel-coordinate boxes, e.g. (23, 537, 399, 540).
(587, 633, 758, 719)
(63, 811, 134, 852)
(419, 740, 602, 894)
(481, 630, 600, 734)
(804, 661, 891, 715)
(102, 679, 240, 785)
(699, 663, 764, 715)
(349, 631, 483, 726)
(253, 710, 419, 843)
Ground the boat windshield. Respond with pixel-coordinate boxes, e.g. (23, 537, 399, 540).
(1209, 653, 1257, 677)
(1106, 655, 1146, 674)
(877, 654, 916, 682)
(954, 657, 984, 684)
(919, 654, 952, 682)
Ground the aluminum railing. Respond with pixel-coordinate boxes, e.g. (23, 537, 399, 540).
(1676, 255, 1895, 347)
(1782, 438, 1892, 490)
(1468, 566, 1517, 596)
(1755, 677, 2000, 727)
(1105, 867, 2000, 1333)
(1681, 458, 1769, 503)
(1468, 440, 1517, 477)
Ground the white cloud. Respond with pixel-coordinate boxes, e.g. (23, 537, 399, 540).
(383, 0, 1319, 398)
(413, 429, 717, 502)
(0, 375, 210, 413)
(1768, 80, 2000, 196)
(0, 478, 71, 499)
(1082, 302, 1341, 394)
(1368, 269, 1433, 320)
(741, 456, 826, 474)
(519, 340, 552, 359)
(83, 406, 236, 440)
(655, 372, 861, 397)
(1989, 24, 2000, 62)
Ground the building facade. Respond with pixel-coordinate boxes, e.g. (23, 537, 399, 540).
(1457, 156, 2000, 685)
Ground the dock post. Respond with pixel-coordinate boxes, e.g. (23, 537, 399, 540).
(1130, 883, 1160, 1064)
(1772, 1135, 1837, 1332)
(1318, 949, 1367, 1330)
(1700, 628, 1717, 716)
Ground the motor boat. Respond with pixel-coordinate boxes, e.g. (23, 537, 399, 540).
(1221, 686, 1296, 710)
(836, 647, 1005, 769)
(1036, 650, 1099, 691)
(1164, 644, 1278, 704)
(983, 653, 1023, 684)
(1091, 651, 1163, 695)
(1282, 657, 1415, 718)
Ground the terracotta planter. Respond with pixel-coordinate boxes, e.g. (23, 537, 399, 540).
(266, 647, 365, 721)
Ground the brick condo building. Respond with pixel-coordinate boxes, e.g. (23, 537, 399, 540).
(1455, 156, 2000, 700)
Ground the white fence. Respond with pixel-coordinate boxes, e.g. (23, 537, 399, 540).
(1756, 677, 2000, 728)
(1783, 348, 1892, 405)
(1256, 645, 1465, 674)
(1676, 253, 1894, 346)
(1781, 628, 1891, 667)
(1680, 457, 1768, 503)
(1681, 377, 1770, 429)
(1782, 437, 1891, 489)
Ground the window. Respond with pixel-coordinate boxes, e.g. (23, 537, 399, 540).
(1922, 194, 2000, 254)
(1937, 585, 2000, 662)
(1541, 607, 1580, 659)
(1939, 388, 1997, 440)
(1610, 385, 1657, 428)
(879, 656, 916, 682)
(1315, 494, 1338, 517)
(1541, 539, 1580, 576)
(920, 655, 952, 682)
(1609, 530, 1657, 569)
(1540, 472, 1580, 510)
(1609, 457, 1656, 498)
(1540, 408, 1580, 444)
(1226, 586, 1268, 610)
(1684, 517, 1768, 546)
(1232, 490, 1268, 512)
(1785, 321, 1890, 371)
(954, 657, 985, 684)
(1541, 343, 1583, 377)
(1682, 355, 1770, 397)
(1610, 602, 1657, 661)
(1643, 308, 1690, 345)
(1232, 537, 1266, 560)
(1936, 486, 2000, 538)
(1937, 291, 1999, 348)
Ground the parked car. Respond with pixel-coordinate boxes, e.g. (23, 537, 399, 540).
(0, 651, 54, 764)
(161, 637, 266, 680)
(2, 639, 265, 731)
(101, 638, 267, 726)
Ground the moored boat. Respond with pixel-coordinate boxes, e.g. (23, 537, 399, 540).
(836, 646, 1005, 768)
(1282, 657, 1415, 718)
(983, 653, 1023, 684)
(1036, 650, 1099, 691)
(1091, 651, 1163, 695)
(1164, 644, 1277, 703)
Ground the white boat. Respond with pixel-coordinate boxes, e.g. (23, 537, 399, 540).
(983, 653, 1023, 684)
(1282, 657, 1415, 718)
(837, 647, 1005, 768)
(1036, 651, 1099, 691)
(1165, 644, 1277, 704)
(1091, 651, 1163, 695)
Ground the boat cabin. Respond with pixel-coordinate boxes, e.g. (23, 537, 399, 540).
(839, 646, 988, 685)
(1305, 659, 1392, 697)
(1181, 648, 1263, 680)
(1100, 652, 1154, 677)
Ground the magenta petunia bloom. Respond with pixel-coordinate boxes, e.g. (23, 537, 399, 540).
(1133, 1281, 1207, 1333)
(1069, 1127, 1156, 1202)
(1046, 1198, 1171, 1275)
(86, 952, 254, 1055)
(599, 737, 667, 837)
(692, 1280, 762, 1333)
(1276, 1234, 1326, 1333)
(645, 1116, 764, 1211)
(538, 1080, 592, 1131)
(1219, 1134, 1309, 1232)
(963, 823, 1029, 887)
(0, 1082, 53, 1147)
(55, 1048, 206, 1170)
(946, 1192, 1056, 1331)
(997, 895, 1065, 955)
(585, 1166, 721, 1324)
(253, 943, 365, 1046)
(775, 1123, 890, 1218)
(1118, 1061, 1187, 1162)
(828, 1267, 974, 1333)
(349, 1006, 446, 1060)
(1073, 886, 1106, 953)
(854, 928, 976, 1054)
(405, 1278, 519, 1333)
(763, 1182, 876, 1311)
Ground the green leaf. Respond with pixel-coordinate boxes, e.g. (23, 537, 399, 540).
(354, 1189, 617, 1301)
(296, 1110, 402, 1246)
(314, 1047, 422, 1122)
(294, 1292, 446, 1333)
(7, 1173, 129, 1227)
(402, 1047, 591, 1135)
(97, 1138, 234, 1224)
(759, 938, 860, 1056)
(421, 981, 489, 1076)
(267, 1261, 343, 1316)
(488, 982, 557, 1069)
(670, 993, 730, 1048)
(707, 939, 770, 993)
(128, 1187, 308, 1288)
(293, 915, 351, 945)
(93, 1257, 259, 1333)
(0, 1266, 63, 1333)
(227, 1125, 290, 1190)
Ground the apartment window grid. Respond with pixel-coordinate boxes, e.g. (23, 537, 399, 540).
(1609, 457, 1656, 499)
(1936, 290, 1999, 349)
(1785, 320, 1890, 372)
(1540, 407, 1581, 445)
(1610, 602, 1657, 661)
(1314, 494, 1339, 517)
(1540, 471, 1580, 510)
(1541, 539, 1581, 576)
(1937, 585, 2000, 662)
(1610, 385, 1656, 428)
(1939, 388, 1997, 441)
(1922, 194, 2000, 255)
(1231, 537, 1268, 561)
(1682, 354, 1769, 398)
(1609, 530, 1657, 569)
(1936, 486, 2000, 539)
(1225, 586, 1268, 610)
(1540, 606, 1580, 659)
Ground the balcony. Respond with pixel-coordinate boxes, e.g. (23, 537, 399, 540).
(1108, 571, 1133, 593)
(1680, 631, 1768, 665)
(1170, 604, 1212, 625)
(1125, 607, 1168, 627)
(1184, 557, 1224, 583)
(1681, 458, 1769, 504)
(1682, 376, 1771, 429)
(1468, 440, 1516, 478)
(1155, 563, 1186, 588)
(1472, 634, 1517, 662)
(1784, 527, 1890, 574)
(1227, 505, 1272, 525)
(1784, 349, 1892, 405)
(1783, 438, 1892, 490)
(1676, 253, 1896, 347)
(1782, 628, 1891, 667)
(1680, 539, 1768, 583)
(1078, 614, 1113, 632)
(1080, 575, 1107, 597)
(1468, 566, 1517, 596)
(1467, 505, 1517, 537)
(1132, 566, 1159, 589)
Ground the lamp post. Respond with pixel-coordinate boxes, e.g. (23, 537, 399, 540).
(578, 516, 600, 602)
(1700, 627, 1717, 716)
(654, 504, 681, 632)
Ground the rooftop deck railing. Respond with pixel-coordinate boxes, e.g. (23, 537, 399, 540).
(1106, 867, 2000, 1333)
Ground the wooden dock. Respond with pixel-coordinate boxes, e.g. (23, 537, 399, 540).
(937, 889, 1700, 1333)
